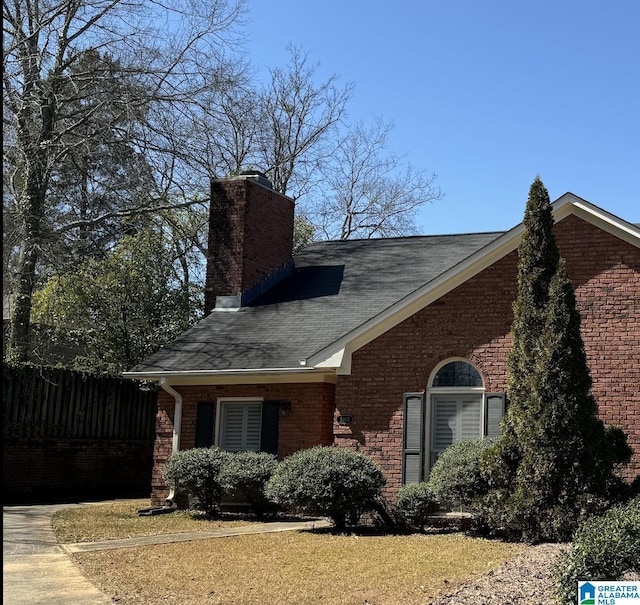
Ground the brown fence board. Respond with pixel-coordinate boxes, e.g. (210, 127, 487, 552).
(2, 365, 157, 441)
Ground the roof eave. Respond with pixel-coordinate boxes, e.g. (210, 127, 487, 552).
(309, 195, 639, 373)
(309, 222, 522, 370)
(553, 193, 640, 246)
(123, 366, 338, 386)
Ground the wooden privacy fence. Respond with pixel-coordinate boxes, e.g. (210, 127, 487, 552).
(3, 364, 158, 503)
(3, 364, 157, 440)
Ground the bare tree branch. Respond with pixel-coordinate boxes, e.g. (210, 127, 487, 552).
(3, 0, 246, 360)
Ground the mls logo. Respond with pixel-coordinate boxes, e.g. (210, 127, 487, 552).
(579, 582, 595, 605)
(579, 581, 640, 604)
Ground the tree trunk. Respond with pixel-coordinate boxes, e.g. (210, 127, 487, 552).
(9, 211, 43, 362)
(8, 155, 48, 362)
(332, 511, 347, 533)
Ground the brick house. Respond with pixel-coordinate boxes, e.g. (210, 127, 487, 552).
(125, 173, 640, 506)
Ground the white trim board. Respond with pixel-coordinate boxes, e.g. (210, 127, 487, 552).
(308, 194, 640, 374)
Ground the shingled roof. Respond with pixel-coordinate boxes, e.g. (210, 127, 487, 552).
(128, 231, 503, 375)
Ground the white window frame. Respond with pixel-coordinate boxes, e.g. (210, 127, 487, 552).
(215, 397, 263, 452)
(425, 358, 487, 476)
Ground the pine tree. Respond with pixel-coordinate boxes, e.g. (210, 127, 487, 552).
(480, 177, 631, 543)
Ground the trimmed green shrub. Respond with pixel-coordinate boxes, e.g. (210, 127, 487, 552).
(218, 451, 279, 517)
(428, 439, 494, 511)
(265, 446, 386, 531)
(396, 482, 439, 531)
(163, 447, 231, 516)
(554, 497, 640, 605)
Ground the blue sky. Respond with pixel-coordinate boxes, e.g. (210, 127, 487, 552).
(243, 0, 639, 235)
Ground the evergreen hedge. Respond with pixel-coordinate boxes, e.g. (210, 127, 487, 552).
(162, 447, 231, 516)
(554, 497, 640, 605)
(428, 439, 494, 512)
(396, 482, 439, 531)
(218, 451, 279, 517)
(265, 446, 386, 531)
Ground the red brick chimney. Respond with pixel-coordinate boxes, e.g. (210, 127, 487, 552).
(204, 172, 295, 314)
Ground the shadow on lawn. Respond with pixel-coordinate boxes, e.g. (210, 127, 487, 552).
(160, 504, 475, 537)
(168, 508, 325, 525)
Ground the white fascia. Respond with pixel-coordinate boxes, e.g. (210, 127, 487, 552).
(123, 367, 337, 386)
(553, 193, 640, 247)
(309, 196, 639, 374)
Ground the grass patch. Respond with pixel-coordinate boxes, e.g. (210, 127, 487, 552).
(52, 499, 250, 543)
(55, 500, 527, 604)
(72, 532, 525, 604)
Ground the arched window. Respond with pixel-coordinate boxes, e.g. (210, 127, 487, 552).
(426, 359, 502, 472)
(401, 360, 506, 485)
(432, 360, 483, 387)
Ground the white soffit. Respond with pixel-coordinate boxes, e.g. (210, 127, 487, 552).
(124, 369, 338, 386)
(310, 195, 639, 372)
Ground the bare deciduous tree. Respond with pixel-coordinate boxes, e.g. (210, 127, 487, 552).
(4, 1, 444, 367)
(314, 118, 443, 240)
(2, 0, 245, 360)
(257, 45, 354, 200)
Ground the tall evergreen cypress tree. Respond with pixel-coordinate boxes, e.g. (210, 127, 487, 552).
(507, 177, 559, 408)
(480, 177, 631, 543)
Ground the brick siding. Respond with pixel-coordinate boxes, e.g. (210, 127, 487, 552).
(333, 214, 640, 496)
(151, 382, 335, 505)
(205, 177, 294, 314)
(155, 213, 638, 506)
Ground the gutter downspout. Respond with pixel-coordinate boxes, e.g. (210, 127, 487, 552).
(159, 378, 182, 505)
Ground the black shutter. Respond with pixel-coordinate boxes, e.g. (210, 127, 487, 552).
(260, 400, 282, 455)
(195, 401, 215, 448)
(402, 393, 425, 484)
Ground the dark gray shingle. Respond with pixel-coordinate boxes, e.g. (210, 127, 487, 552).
(130, 232, 503, 373)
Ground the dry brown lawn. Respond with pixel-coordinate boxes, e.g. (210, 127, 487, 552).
(53, 499, 250, 542)
(53, 500, 526, 605)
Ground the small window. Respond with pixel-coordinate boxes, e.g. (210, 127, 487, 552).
(432, 361, 483, 387)
(218, 401, 262, 452)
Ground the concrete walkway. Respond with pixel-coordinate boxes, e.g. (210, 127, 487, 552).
(3, 503, 113, 605)
(3, 501, 330, 604)
(62, 517, 330, 553)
